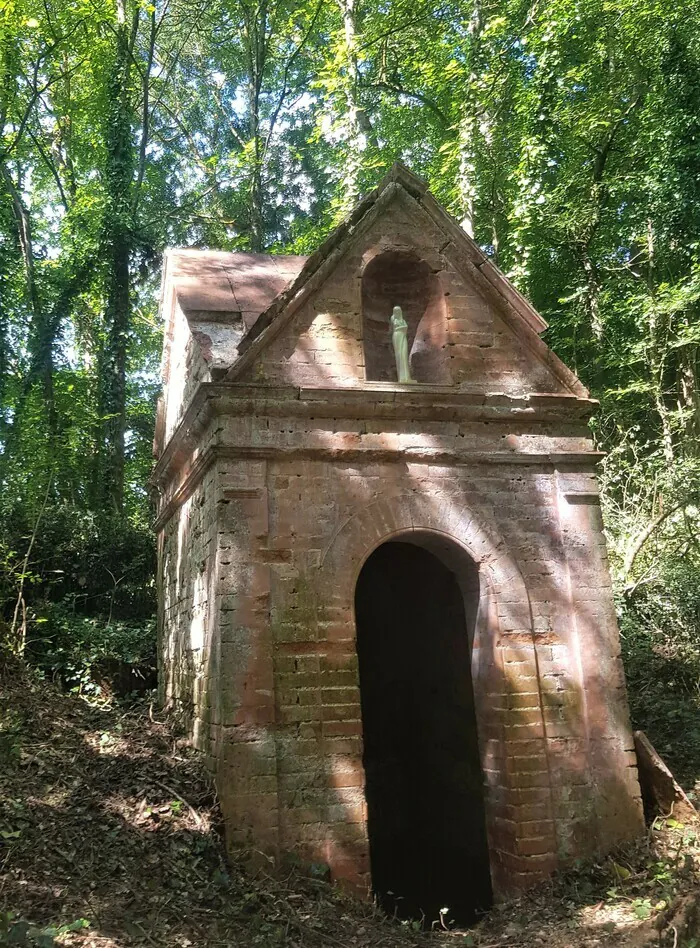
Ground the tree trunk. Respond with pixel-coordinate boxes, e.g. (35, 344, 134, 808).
(249, 121, 264, 251)
(679, 348, 699, 448)
(336, 0, 367, 216)
(0, 161, 57, 446)
(456, 0, 484, 238)
(242, 0, 267, 252)
(645, 219, 674, 463)
(97, 0, 133, 511)
(581, 245, 603, 338)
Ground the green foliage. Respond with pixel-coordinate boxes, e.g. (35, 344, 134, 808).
(0, 502, 156, 692)
(1, 506, 155, 614)
(0, 0, 698, 736)
(0, 913, 89, 948)
(619, 560, 700, 788)
(27, 606, 156, 697)
(600, 418, 700, 789)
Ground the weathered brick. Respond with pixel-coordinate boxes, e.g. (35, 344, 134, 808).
(157, 179, 644, 904)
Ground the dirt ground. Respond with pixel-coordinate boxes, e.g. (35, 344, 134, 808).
(2, 657, 699, 948)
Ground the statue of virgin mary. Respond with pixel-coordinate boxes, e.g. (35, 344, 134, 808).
(390, 306, 414, 383)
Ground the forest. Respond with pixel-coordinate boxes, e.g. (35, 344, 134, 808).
(1, 0, 700, 943)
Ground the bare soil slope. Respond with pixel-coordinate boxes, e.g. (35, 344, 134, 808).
(1, 656, 698, 948)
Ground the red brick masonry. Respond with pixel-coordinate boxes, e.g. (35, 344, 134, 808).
(152, 164, 644, 900)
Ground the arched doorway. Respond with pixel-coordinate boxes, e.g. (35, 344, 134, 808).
(355, 538, 492, 926)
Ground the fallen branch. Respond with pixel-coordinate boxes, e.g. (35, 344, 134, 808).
(153, 778, 205, 829)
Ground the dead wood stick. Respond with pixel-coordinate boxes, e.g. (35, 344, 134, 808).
(153, 778, 205, 828)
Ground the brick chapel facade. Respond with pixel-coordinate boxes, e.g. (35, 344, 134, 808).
(152, 164, 644, 923)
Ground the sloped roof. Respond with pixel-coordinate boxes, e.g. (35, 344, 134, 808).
(160, 249, 307, 380)
(166, 249, 307, 329)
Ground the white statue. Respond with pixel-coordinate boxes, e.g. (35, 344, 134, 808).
(390, 305, 414, 383)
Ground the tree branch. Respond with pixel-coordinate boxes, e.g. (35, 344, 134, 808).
(622, 499, 690, 584)
(357, 6, 449, 52)
(359, 79, 449, 125)
(262, 0, 326, 163)
(26, 128, 69, 210)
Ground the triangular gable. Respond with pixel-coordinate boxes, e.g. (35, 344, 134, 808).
(224, 163, 588, 399)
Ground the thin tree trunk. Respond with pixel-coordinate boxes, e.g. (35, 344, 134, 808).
(336, 0, 371, 216)
(133, 6, 156, 206)
(581, 245, 603, 338)
(0, 163, 41, 324)
(622, 498, 687, 585)
(645, 219, 674, 463)
(98, 0, 133, 511)
(0, 161, 57, 442)
(679, 348, 699, 448)
(242, 0, 267, 251)
(456, 0, 485, 238)
(10, 475, 52, 655)
(0, 266, 9, 433)
(59, 51, 77, 199)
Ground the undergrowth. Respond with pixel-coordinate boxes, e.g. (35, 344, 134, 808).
(618, 559, 700, 796)
(1, 505, 156, 698)
(0, 653, 435, 948)
(2, 651, 700, 948)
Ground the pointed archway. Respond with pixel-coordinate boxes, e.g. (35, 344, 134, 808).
(355, 537, 492, 926)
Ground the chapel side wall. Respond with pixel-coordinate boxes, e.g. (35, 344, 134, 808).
(160, 451, 284, 857)
(491, 467, 643, 863)
(553, 470, 642, 847)
(158, 464, 219, 752)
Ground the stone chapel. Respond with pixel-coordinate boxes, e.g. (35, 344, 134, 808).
(152, 163, 644, 924)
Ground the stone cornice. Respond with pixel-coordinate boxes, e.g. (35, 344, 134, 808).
(151, 382, 600, 497)
(152, 381, 599, 490)
(151, 381, 603, 531)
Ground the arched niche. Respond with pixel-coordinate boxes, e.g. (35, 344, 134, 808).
(361, 250, 450, 384)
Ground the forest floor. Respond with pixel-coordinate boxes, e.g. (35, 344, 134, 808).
(2, 655, 700, 948)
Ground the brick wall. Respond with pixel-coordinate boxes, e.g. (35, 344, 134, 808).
(154, 184, 643, 902)
(155, 386, 644, 897)
(159, 463, 218, 747)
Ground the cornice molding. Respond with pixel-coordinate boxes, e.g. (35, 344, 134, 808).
(151, 382, 599, 490)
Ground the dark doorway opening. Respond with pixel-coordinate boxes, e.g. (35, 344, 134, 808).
(355, 539, 492, 927)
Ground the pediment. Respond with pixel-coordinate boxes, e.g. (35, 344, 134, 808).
(226, 164, 587, 399)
